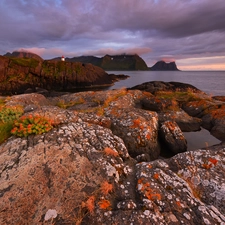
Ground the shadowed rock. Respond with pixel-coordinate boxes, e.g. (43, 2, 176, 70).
(159, 120, 187, 154)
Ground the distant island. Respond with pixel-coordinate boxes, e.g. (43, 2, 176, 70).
(149, 61, 179, 71)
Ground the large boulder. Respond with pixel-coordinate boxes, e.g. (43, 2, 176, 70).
(107, 107, 160, 161)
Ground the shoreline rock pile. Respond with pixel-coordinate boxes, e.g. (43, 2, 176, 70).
(0, 81, 225, 224)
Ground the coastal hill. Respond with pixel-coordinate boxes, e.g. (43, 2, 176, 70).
(52, 54, 149, 71)
(149, 60, 179, 71)
(0, 54, 120, 95)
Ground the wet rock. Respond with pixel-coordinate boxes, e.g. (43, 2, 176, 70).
(183, 99, 225, 141)
(159, 120, 187, 154)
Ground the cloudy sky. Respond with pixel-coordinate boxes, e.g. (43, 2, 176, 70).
(0, 0, 225, 70)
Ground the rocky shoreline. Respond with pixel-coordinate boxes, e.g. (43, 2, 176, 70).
(0, 81, 225, 224)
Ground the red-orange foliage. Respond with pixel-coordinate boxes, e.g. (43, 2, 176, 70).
(100, 181, 113, 195)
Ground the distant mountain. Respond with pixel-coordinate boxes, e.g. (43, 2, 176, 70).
(52, 54, 149, 71)
(150, 61, 179, 71)
(4, 51, 43, 61)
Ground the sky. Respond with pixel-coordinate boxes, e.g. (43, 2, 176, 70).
(0, 0, 225, 71)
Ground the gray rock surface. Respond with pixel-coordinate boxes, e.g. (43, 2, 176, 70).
(0, 83, 225, 224)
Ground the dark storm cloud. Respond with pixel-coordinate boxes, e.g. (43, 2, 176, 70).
(0, 0, 225, 69)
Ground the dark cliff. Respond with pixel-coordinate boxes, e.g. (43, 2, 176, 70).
(0, 55, 113, 95)
(53, 54, 149, 71)
(150, 61, 179, 71)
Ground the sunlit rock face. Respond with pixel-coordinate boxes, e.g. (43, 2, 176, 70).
(0, 82, 225, 224)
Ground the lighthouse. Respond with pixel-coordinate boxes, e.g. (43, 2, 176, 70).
(61, 55, 65, 61)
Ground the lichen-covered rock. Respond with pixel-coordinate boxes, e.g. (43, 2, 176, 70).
(159, 120, 187, 154)
(0, 121, 131, 224)
(5, 93, 51, 107)
(106, 107, 160, 160)
(1, 84, 225, 224)
(133, 148, 225, 225)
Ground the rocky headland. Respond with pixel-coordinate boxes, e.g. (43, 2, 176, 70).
(0, 81, 225, 224)
(0, 54, 129, 95)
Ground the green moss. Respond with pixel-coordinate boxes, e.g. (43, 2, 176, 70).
(10, 58, 39, 68)
(156, 91, 201, 102)
(56, 98, 85, 109)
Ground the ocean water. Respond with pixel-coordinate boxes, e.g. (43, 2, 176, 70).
(107, 71, 225, 96)
(107, 70, 225, 151)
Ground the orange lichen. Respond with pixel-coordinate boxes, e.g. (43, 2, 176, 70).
(140, 181, 161, 201)
(82, 195, 95, 214)
(153, 173, 159, 180)
(146, 133, 151, 140)
(104, 147, 119, 157)
(208, 158, 218, 165)
(202, 162, 213, 169)
(145, 189, 161, 201)
(100, 181, 113, 196)
(176, 201, 181, 207)
(130, 118, 144, 129)
(147, 164, 152, 169)
(98, 199, 111, 210)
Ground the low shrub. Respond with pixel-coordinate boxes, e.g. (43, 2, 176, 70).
(0, 105, 24, 123)
(11, 115, 53, 137)
(0, 106, 24, 144)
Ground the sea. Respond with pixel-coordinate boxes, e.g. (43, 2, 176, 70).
(106, 70, 225, 151)
(107, 70, 225, 96)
